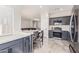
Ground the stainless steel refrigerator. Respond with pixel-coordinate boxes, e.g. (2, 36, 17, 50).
(69, 5, 78, 53)
(70, 8, 78, 42)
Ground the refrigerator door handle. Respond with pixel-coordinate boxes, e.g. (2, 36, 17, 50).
(69, 13, 74, 42)
(74, 14, 77, 41)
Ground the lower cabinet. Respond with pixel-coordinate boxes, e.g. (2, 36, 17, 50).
(8, 39, 24, 53)
(0, 49, 8, 53)
(48, 30, 71, 41)
(49, 30, 53, 38)
(62, 31, 70, 41)
(0, 35, 32, 53)
(62, 31, 67, 40)
(23, 37, 29, 53)
(23, 36, 32, 53)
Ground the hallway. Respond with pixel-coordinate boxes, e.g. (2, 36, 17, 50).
(34, 38, 70, 53)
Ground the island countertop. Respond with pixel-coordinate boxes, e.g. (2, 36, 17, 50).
(0, 32, 33, 44)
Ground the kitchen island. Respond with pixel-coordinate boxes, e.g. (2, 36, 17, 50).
(0, 32, 33, 53)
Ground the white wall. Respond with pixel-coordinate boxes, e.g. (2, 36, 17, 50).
(13, 9, 21, 33)
(41, 8, 49, 38)
(21, 18, 41, 29)
(21, 18, 33, 28)
(0, 24, 2, 35)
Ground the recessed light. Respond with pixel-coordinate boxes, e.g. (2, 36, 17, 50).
(40, 5, 43, 8)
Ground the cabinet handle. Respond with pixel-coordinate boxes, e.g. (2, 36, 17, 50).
(25, 41, 26, 47)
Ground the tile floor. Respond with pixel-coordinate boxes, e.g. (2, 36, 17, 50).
(33, 37, 70, 53)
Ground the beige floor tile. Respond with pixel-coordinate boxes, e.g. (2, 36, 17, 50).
(33, 37, 70, 53)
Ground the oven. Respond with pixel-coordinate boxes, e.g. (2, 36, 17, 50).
(53, 27, 62, 38)
(53, 32, 62, 38)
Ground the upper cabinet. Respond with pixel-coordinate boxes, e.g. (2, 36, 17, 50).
(49, 18, 54, 25)
(61, 16, 70, 25)
(49, 16, 71, 25)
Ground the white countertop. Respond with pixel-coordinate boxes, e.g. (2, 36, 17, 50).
(0, 32, 32, 44)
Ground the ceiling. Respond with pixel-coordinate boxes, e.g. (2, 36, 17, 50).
(8, 5, 74, 20)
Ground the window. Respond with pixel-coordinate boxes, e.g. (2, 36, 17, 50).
(0, 6, 13, 36)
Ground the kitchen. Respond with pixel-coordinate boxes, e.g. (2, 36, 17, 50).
(0, 5, 78, 53)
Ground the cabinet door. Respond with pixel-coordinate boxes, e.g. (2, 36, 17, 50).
(10, 44, 20, 53)
(67, 31, 71, 41)
(62, 16, 70, 25)
(23, 37, 29, 53)
(49, 18, 53, 25)
(62, 31, 67, 40)
(0, 49, 8, 53)
(9, 39, 23, 53)
(49, 30, 53, 38)
(62, 31, 70, 41)
(23, 36, 32, 53)
(28, 35, 32, 52)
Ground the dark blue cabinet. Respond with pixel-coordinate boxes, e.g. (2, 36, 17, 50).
(9, 39, 24, 53)
(49, 16, 70, 25)
(0, 35, 32, 53)
(62, 31, 67, 40)
(49, 30, 53, 38)
(62, 31, 70, 41)
(23, 36, 32, 53)
(49, 18, 54, 25)
(0, 48, 8, 53)
(23, 37, 29, 53)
